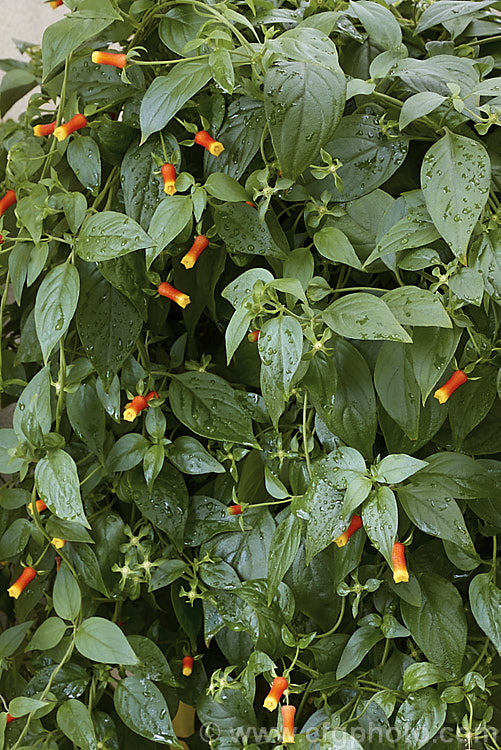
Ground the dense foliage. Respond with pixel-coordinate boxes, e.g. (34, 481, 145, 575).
(0, 0, 501, 747)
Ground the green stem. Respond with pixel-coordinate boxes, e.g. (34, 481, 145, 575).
(317, 597, 346, 639)
(302, 391, 312, 479)
(55, 338, 66, 433)
(0, 270, 10, 394)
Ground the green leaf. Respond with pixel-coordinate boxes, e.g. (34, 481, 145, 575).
(0, 621, 33, 658)
(114, 676, 177, 744)
(106, 434, 150, 473)
(222, 268, 274, 309)
(62, 192, 88, 234)
(214, 203, 288, 259)
(258, 316, 303, 426)
(267, 514, 302, 605)
(313, 227, 364, 270)
(75, 212, 154, 262)
(375, 342, 420, 440)
(147, 195, 192, 265)
(169, 372, 257, 447)
(367, 203, 441, 266)
(403, 663, 452, 692)
(13, 367, 51, 445)
(362, 486, 398, 566)
(76, 267, 143, 389)
(398, 486, 474, 551)
(35, 264, 80, 363)
(67, 136, 101, 196)
(394, 688, 446, 750)
(469, 573, 501, 655)
(399, 92, 446, 130)
(98, 252, 149, 321)
(421, 131, 490, 258)
(67, 381, 105, 460)
(401, 573, 467, 676)
(126, 635, 176, 684)
(349, 0, 402, 49)
(168, 436, 224, 474)
(27, 617, 67, 651)
(159, 5, 207, 55)
(0, 69, 36, 117)
(310, 114, 408, 202)
(373, 454, 428, 484)
(448, 266, 484, 306)
(121, 136, 165, 230)
(150, 560, 188, 591)
(416, 0, 493, 32)
(264, 30, 346, 179)
(75, 617, 138, 665)
(205, 173, 249, 202)
(336, 626, 384, 679)
(0, 519, 31, 559)
(205, 98, 265, 181)
(53, 563, 82, 621)
(323, 293, 411, 343)
(448, 367, 497, 449)
(209, 48, 234, 94)
(140, 60, 211, 142)
(9, 696, 50, 718)
(35, 449, 89, 527)
(42, 0, 121, 79)
(410, 326, 460, 403)
(302, 454, 345, 564)
(383, 287, 451, 328)
(57, 699, 97, 750)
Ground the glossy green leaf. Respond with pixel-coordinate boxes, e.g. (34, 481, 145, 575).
(35, 264, 80, 363)
(75, 211, 154, 262)
(75, 617, 138, 664)
(35, 449, 89, 527)
(114, 676, 176, 744)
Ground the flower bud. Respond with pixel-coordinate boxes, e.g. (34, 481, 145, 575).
(161, 163, 177, 195)
(91, 51, 127, 69)
(194, 130, 224, 156)
(0, 190, 16, 217)
(53, 114, 87, 142)
(334, 515, 363, 548)
(8, 567, 37, 599)
(281, 705, 295, 744)
(123, 394, 148, 422)
(248, 330, 260, 343)
(433, 370, 467, 404)
(158, 281, 191, 309)
(392, 542, 409, 584)
(33, 120, 57, 137)
(182, 655, 194, 676)
(228, 504, 242, 516)
(49, 0, 63, 7)
(263, 676, 288, 711)
(181, 235, 209, 270)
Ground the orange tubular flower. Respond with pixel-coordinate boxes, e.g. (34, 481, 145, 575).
(181, 235, 209, 270)
(182, 655, 194, 676)
(392, 542, 409, 584)
(194, 130, 224, 156)
(228, 504, 242, 516)
(0, 190, 16, 217)
(158, 281, 191, 309)
(49, 0, 63, 7)
(245, 201, 256, 208)
(161, 163, 177, 196)
(123, 391, 157, 422)
(33, 120, 57, 137)
(91, 51, 127, 69)
(51, 538, 66, 549)
(28, 499, 48, 515)
(264, 676, 288, 711)
(0, 236, 3, 245)
(6, 713, 15, 724)
(433, 370, 468, 404)
(53, 114, 87, 142)
(8, 567, 37, 599)
(334, 515, 363, 548)
(281, 705, 296, 744)
(248, 330, 260, 343)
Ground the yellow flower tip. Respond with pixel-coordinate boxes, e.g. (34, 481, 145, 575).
(91, 51, 100, 64)
(209, 142, 224, 156)
(7, 584, 21, 600)
(263, 696, 278, 712)
(180, 255, 195, 270)
(182, 666, 192, 677)
(177, 294, 191, 309)
(334, 534, 347, 548)
(393, 569, 409, 584)
(52, 127, 66, 142)
(123, 407, 138, 422)
(51, 538, 66, 549)
(433, 387, 448, 404)
(283, 731, 295, 744)
(164, 183, 177, 196)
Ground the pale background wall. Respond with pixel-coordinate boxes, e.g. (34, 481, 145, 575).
(1, 0, 55, 119)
